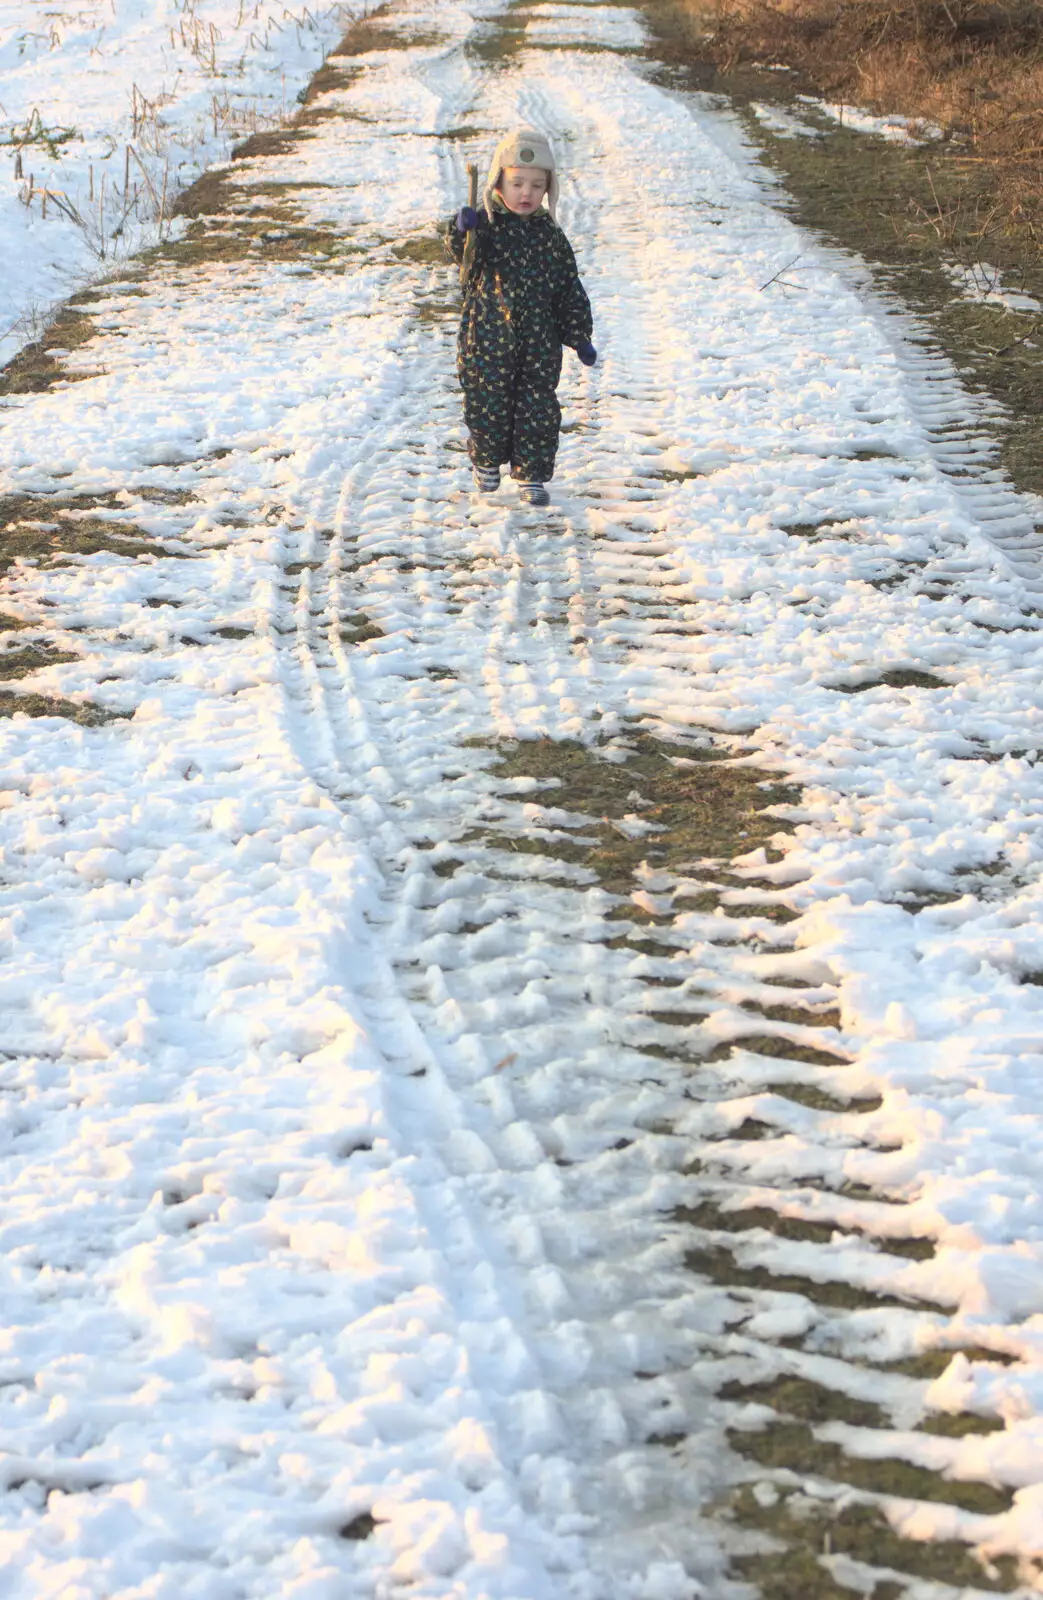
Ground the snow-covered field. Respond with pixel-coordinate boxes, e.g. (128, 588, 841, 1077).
(3, 0, 1043, 1594)
(0, 0, 347, 366)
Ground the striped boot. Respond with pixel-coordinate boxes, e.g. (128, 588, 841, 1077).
(518, 481, 550, 507)
(472, 465, 500, 494)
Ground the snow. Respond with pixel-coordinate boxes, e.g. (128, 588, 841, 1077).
(750, 101, 823, 141)
(522, 4, 646, 49)
(943, 262, 1042, 315)
(0, 0, 347, 367)
(3, 0, 1043, 1593)
(797, 94, 943, 144)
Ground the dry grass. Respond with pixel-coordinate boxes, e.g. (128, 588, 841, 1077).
(0, 645, 79, 679)
(729, 1487, 1021, 1595)
(730, 1419, 1013, 1512)
(0, 690, 126, 725)
(648, 0, 1043, 236)
(638, 0, 1043, 494)
(0, 493, 158, 572)
(0, 306, 100, 396)
(469, 733, 798, 895)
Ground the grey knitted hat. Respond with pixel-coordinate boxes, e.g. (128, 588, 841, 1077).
(483, 127, 559, 221)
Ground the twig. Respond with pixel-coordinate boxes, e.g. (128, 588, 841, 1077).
(991, 318, 1041, 357)
(758, 253, 802, 291)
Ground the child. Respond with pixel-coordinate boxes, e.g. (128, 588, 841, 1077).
(443, 127, 596, 508)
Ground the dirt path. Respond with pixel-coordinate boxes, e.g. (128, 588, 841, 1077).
(1, 2, 1043, 1595)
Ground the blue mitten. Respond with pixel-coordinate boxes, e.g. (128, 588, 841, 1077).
(456, 206, 480, 232)
(576, 340, 597, 367)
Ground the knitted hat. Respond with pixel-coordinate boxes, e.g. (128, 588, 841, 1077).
(483, 127, 559, 221)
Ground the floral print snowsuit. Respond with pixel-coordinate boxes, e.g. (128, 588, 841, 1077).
(443, 203, 593, 484)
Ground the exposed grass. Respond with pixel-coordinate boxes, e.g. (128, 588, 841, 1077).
(0, 646, 79, 679)
(0, 690, 127, 726)
(720, 1374, 887, 1428)
(0, 494, 157, 572)
(477, 733, 798, 895)
(730, 1488, 1020, 1596)
(720, 1374, 998, 1436)
(830, 669, 948, 693)
(680, 1202, 842, 1245)
(685, 1239, 931, 1310)
(744, 1001, 841, 1028)
(729, 1420, 1013, 1513)
(705, 1034, 852, 1067)
(166, 172, 358, 271)
(882, 1346, 1017, 1377)
(0, 306, 99, 396)
(391, 235, 447, 265)
(339, 612, 384, 644)
(920, 1409, 1005, 1436)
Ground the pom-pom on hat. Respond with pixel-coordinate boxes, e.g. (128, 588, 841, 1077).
(483, 127, 559, 220)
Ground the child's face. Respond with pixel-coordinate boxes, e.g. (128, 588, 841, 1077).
(499, 165, 549, 215)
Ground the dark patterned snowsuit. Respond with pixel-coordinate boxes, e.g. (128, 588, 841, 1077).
(443, 203, 593, 484)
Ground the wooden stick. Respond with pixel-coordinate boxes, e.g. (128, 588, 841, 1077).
(460, 162, 478, 287)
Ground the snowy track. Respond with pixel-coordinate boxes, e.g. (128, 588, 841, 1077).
(3, 1, 1043, 1595)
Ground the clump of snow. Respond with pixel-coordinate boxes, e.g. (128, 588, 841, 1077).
(943, 262, 1042, 315)
(751, 101, 824, 141)
(798, 95, 943, 144)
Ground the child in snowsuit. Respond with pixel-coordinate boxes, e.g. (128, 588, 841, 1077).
(443, 128, 595, 508)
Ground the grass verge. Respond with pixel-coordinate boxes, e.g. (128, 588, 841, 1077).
(638, 0, 1043, 497)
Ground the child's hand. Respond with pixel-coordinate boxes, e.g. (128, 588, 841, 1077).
(576, 340, 597, 367)
(456, 206, 480, 232)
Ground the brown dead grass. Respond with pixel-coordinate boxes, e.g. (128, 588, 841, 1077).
(0, 307, 100, 396)
(0, 690, 127, 726)
(0, 645, 79, 679)
(729, 1487, 1021, 1595)
(0, 494, 158, 572)
(730, 1419, 1013, 1512)
(658, 0, 1043, 171)
(478, 734, 798, 895)
(639, 0, 1043, 494)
